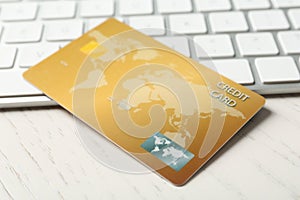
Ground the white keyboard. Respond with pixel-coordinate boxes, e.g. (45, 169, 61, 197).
(1, 0, 300, 108)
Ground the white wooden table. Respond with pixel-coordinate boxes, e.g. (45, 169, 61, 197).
(1, 94, 300, 200)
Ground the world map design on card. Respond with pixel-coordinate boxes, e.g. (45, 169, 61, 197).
(23, 19, 265, 185)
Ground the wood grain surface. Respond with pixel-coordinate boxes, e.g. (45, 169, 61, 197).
(1, 94, 300, 200)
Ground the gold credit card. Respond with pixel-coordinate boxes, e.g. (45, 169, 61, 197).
(23, 19, 265, 186)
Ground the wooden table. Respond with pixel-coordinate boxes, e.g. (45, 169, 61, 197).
(1, 94, 300, 200)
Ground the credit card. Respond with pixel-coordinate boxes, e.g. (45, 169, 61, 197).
(23, 18, 265, 186)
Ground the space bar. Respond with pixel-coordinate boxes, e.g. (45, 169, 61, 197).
(0, 70, 43, 97)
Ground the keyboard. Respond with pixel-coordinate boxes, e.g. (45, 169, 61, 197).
(1, 0, 300, 108)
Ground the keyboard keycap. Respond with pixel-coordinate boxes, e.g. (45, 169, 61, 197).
(209, 12, 249, 33)
(155, 36, 190, 57)
(249, 10, 290, 31)
(0, 46, 17, 69)
(211, 59, 254, 84)
(46, 21, 84, 41)
(119, 0, 153, 15)
(278, 31, 300, 54)
(129, 16, 165, 36)
(194, 0, 231, 12)
(157, 0, 192, 14)
(271, 0, 300, 8)
(236, 33, 279, 56)
(288, 9, 300, 29)
(0, 25, 2, 38)
(194, 35, 235, 58)
(80, 0, 114, 17)
(232, 0, 270, 10)
(4, 23, 43, 43)
(0, 70, 42, 96)
(19, 44, 59, 68)
(255, 57, 300, 83)
(40, 1, 76, 20)
(169, 14, 207, 34)
(85, 17, 123, 32)
(0, 3, 38, 21)
(85, 18, 108, 32)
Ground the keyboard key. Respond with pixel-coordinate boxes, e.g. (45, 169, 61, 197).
(80, 0, 114, 17)
(129, 16, 165, 36)
(209, 12, 249, 33)
(169, 14, 207, 34)
(46, 21, 84, 41)
(278, 31, 300, 54)
(119, 0, 153, 15)
(0, 70, 42, 96)
(236, 33, 279, 56)
(157, 0, 192, 13)
(85, 18, 108, 32)
(155, 36, 190, 57)
(194, 35, 235, 58)
(0, 46, 17, 69)
(3, 23, 43, 43)
(194, 0, 231, 12)
(211, 59, 254, 84)
(85, 17, 123, 32)
(271, 0, 300, 8)
(255, 57, 300, 83)
(0, 25, 2, 38)
(249, 10, 290, 31)
(232, 0, 270, 10)
(0, 3, 38, 21)
(288, 9, 300, 29)
(40, 1, 76, 20)
(19, 44, 59, 68)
